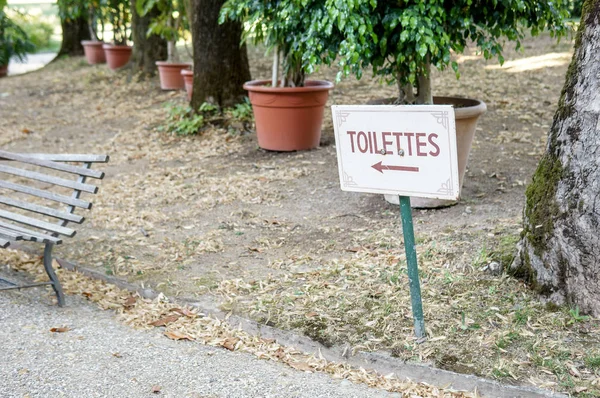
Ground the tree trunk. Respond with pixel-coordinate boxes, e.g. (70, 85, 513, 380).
(395, 69, 416, 104)
(190, 0, 251, 109)
(511, 0, 600, 315)
(58, 16, 91, 57)
(130, 3, 168, 77)
(416, 60, 433, 105)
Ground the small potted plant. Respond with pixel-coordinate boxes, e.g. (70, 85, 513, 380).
(103, 0, 132, 70)
(328, 1, 570, 207)
(81, 0, 108, 64)
(0, 6, 35, 77)
(136, 0, 190, 90)
(220, 1, 338, 151)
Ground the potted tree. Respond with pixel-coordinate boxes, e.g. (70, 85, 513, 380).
(329, 1, 570, 207)
(0, 5, 35, 77)
(103, 0, 132, 70)
(136, 0, 190, 90)
(220, 1, 338, 151)
(81, 0, 108, 64)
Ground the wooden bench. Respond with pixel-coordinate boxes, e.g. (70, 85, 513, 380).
(0, 151, 109, 306)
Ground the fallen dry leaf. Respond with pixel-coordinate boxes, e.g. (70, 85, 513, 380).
(220, 337, 240, 351)
(149, 315, 180, 327)
(273, 347, 286, 360)
(123, 296, 137, 308)
(171, 307, 197, 318)
(164, 330, 194, 341)
(50, 327, 70, 333)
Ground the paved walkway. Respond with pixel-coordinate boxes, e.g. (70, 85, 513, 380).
(0, 279, 398, 398)
(7, 52, 56, 76)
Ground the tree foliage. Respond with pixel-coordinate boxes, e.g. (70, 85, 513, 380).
(366, 0, 570, 89)
(326, 0, 572, 92)
(106, 0, 130, 44)
(0, 6, 35, 65)
(58, 0, 130, 44)
(57, 0, 111, 41)
(135, 0, 188, 61)
(220, 0, 369, 86)
(136, 0, 187, 42)
(221, 0, 571, 94)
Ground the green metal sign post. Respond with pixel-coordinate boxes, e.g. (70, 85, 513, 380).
(399, 195, 425, 339)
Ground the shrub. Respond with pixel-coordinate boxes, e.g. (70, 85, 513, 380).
(0, 7, 35, 65)
(7, 9, 54, 51)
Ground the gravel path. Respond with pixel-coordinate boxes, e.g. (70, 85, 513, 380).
(0, 281, 398, 398)
(7, 52, 56, 76)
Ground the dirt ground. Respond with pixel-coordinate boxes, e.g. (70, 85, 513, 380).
(2, 33, 599, 396)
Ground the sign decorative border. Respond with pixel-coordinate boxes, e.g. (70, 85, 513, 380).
(431, 111, 449, 129)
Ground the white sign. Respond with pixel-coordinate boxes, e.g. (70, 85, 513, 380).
(332, 105, 459, 200)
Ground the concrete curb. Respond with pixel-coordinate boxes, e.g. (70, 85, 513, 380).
(52, 255, 564, 398)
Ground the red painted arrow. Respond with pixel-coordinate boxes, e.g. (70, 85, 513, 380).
(372, 161, 419, 174)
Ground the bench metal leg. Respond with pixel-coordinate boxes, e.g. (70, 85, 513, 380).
(43, 243, 65, 307)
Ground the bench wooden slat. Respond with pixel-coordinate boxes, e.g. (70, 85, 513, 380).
(0, 221, 62, 244)
(0, 196, 84, 224)
(0, 164, 98, 194)
(0, 237, 9, 248)
(0, 227, 24, 240)
(0, 151, 105, 179)
(16, 154, 110, 163)
(0, 180, 92, 209)
(0, 209, 75, 237)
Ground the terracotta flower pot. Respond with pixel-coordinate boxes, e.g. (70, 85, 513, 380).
(181, 69, 193, 100)
(377, 96, 487, 208)
(103, 44, 132, 70)
(0, 64, 7, 78)
(243, 79, 334, 151)
(156, 61, 191, 90)
(81, 41, 106, 64)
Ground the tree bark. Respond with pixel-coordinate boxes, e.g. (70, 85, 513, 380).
(190, 0, 251, 108)
(416, 60, 433, 105)
(58, 16, 91, 57)
(130, 3, 168, 77)
(512, 0, 600, 315)
(395, 71, 415, 104)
